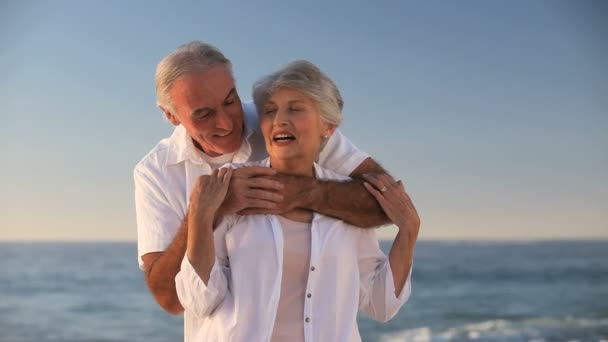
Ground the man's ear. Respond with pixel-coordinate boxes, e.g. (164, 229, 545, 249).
(160, 106, 180, 126)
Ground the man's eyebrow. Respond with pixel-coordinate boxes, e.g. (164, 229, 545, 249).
(223, 88, 236, 102)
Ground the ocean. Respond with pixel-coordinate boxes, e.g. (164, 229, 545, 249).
(0, 241, 606, 342)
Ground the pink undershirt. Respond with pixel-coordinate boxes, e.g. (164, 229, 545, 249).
(270, 216, 312, 342)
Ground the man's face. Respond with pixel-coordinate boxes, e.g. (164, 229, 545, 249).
(165, 66, 244, 157)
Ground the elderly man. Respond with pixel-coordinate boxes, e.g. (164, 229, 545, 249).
(134, 41, 390, 318)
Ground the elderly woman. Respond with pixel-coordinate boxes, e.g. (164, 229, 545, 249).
(175, 60, 420, 341)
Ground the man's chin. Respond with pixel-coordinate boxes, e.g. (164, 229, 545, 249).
(214, 140, 241, 155)
(200, 130, 243, 156)
(220, 131, 243, 151)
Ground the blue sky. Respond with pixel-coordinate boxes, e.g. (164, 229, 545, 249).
(1, 0, 606, 241)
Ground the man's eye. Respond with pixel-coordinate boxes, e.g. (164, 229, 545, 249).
(264, 109, 276, 115)
(290, 107, 301, 112)
(193, 112, 210, 119)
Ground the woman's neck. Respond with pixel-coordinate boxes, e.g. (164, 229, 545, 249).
(269, 157, 315, 177)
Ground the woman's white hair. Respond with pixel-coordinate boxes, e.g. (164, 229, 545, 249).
(155, 41, 232, 111)
(252, 60, 343, 127)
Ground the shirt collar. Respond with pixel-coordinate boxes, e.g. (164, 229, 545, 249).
(259, 157, 326, 180)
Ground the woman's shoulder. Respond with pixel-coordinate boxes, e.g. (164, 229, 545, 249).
(220, 158, 270, 170)
(313, 163, 352, 182)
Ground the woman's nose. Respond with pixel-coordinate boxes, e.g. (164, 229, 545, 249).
(273, 109, 289, 127)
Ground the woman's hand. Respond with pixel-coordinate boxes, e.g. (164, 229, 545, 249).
(186, 167, 233, 285)
(189, 168, 233, 222)
(363, 173, 420, 297)
(362, 174, 420, 239)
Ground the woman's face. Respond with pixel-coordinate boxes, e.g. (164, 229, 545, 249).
(260, 88, 335, 166)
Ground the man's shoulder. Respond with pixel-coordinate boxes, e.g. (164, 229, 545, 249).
(242, 100, 260, 134)
(133, 136, 172, 177)
(242, 100, 257, 118)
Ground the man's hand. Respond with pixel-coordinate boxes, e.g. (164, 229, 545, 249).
(238, 173, 315, 215)
(218, 166, 285, 216)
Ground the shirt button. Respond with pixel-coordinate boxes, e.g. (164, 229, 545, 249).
(307, 293, 312, 298)
(305, 317, 310, 323)
(310, 266, 316, 271)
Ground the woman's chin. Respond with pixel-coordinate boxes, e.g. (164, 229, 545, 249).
(269, 153, 296, 164)
(269, 149, 298, 160)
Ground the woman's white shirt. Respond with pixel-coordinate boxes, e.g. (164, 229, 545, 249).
(175, 159, 412, 342)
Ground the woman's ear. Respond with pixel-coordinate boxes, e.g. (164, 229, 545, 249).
(323, 124, 337, 139)
(160, 106, 181, 126)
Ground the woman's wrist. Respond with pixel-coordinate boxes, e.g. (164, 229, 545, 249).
(189, 207, 216, 225)
(395, 226, 417, 251)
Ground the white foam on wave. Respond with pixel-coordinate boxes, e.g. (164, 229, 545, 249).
(377, 316, 608, 341)
(379, 327, 432, 342)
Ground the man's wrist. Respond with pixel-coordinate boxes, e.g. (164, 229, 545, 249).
(300, 177, 322, 211)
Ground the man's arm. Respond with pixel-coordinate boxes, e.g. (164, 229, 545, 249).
(241, 158, 390, 227)
(141, 220, 187, 315)
(300, 157, 390, 227)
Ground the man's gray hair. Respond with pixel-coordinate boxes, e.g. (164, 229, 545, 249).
(252, 60, 343, 127)
(155, 41, 232, 111)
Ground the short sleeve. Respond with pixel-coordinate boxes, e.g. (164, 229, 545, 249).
(134, 168, 182, 270)
(317, 129, 370, 176)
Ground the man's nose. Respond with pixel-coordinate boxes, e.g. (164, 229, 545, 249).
(215, 108, 233, 130)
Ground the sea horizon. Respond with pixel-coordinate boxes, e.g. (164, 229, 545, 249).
(2, 240, 606, 341)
